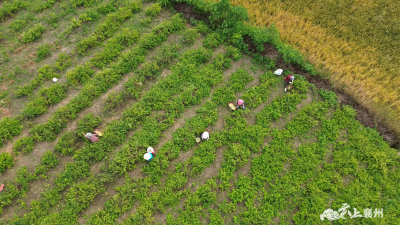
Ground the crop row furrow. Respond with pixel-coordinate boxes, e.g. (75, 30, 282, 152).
(105, 66, 288, 224)
(12, 13, 184, 156)
(26, 44, 229, 225)
(158, 92, 331, 224)
(0, 14, 187, 219)
(120, 82, 308, 224)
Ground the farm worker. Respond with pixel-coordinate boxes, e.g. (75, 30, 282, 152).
(144, 152, 153, 161)
(147, 147, 157, 155)
(284, 74, 294, 92)
(82, 132, 99, 143)
(201, 130, 209, 141)
(237, 99, 245, 109)
(0, 184, 4, 192)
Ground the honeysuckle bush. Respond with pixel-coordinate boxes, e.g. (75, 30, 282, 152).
(34, 151, 59, 178)
(124, 42, 181, 99)
(212, 68, 254, 106)
(241, 71, 281, 108)
(21, 83, 68, 118)
(66, 63, 95, 86)
(77, 113, 102, 134)
(20, 23, 45, 43)
(90, 27, 140, 68)
(0, 117, 24, 147)
(76, 0, 142, 55)
(0, 152, 14, 175)
(54, 131, 81, 156)
(145, 3, 162, 18)
(0, 166, 34, 215)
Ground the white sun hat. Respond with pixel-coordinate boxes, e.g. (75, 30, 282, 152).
(274, 69, 283, 75)
(86, 133, 93, 138)
(147, 147, 154, 153)
(144, 153, 152, 160)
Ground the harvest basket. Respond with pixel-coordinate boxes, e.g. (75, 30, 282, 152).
(228, 102, 236, 111)
(286, 83, 293, 91)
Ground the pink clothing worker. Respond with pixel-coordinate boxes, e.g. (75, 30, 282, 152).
(82, 132, 99, 142)
(237, 99, 245, 109)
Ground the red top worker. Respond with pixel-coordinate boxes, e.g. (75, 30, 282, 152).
(284, 74, 294, 92)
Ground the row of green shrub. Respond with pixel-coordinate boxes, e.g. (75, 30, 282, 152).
(0, 113, 101, 214)
(15, 53, 71, 97)
(0, 117, 24, 148)
(76, 0, 142, 55)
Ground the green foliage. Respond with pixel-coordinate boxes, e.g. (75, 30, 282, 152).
(13, 136, 35, 154)
(218, 144, 251, 189)
(34, 151, 59, 177)
(318, 89, 338, 107)
(97, 2, 116, 14)
(226, 45, 242, 61)
(77, 3, 142, 55)
(77, 113, 102, 133)
(9, 19, 27, 32)
(194, 20, 210, 34)
(0, 152, 14, 174)
(0, 0, 30, 21)
(182, 28, 199, 44)
(145, 3, 162, 18)
(36, 43, 52, 60)
(55, 132, 80, 155)
(0, 117, 24, 147)
(91, 28, 140, 68)
(203, 32, 223, 48)
(22, 84, 67, 118)
(157, 0, 172, 7)
(212, 68, 253, 105)
(79, 9, 100, 22)
(213, 53, 232, 70)
(44, 12, 59, 29)
(70, 0, 95, 7)
(15, 65, 60, 97)
(54, 53, 72, 71)
(103, 91, 124, 114)
(66, 64, 95, 86)
(20, 23, 45, 43)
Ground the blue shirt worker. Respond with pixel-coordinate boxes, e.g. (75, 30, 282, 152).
(144, 152, 153, 161)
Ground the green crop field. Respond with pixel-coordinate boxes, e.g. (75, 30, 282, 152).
(0, 0, 399, 224)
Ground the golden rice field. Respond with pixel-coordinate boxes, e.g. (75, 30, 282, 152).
(230, 0, 400, 135)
